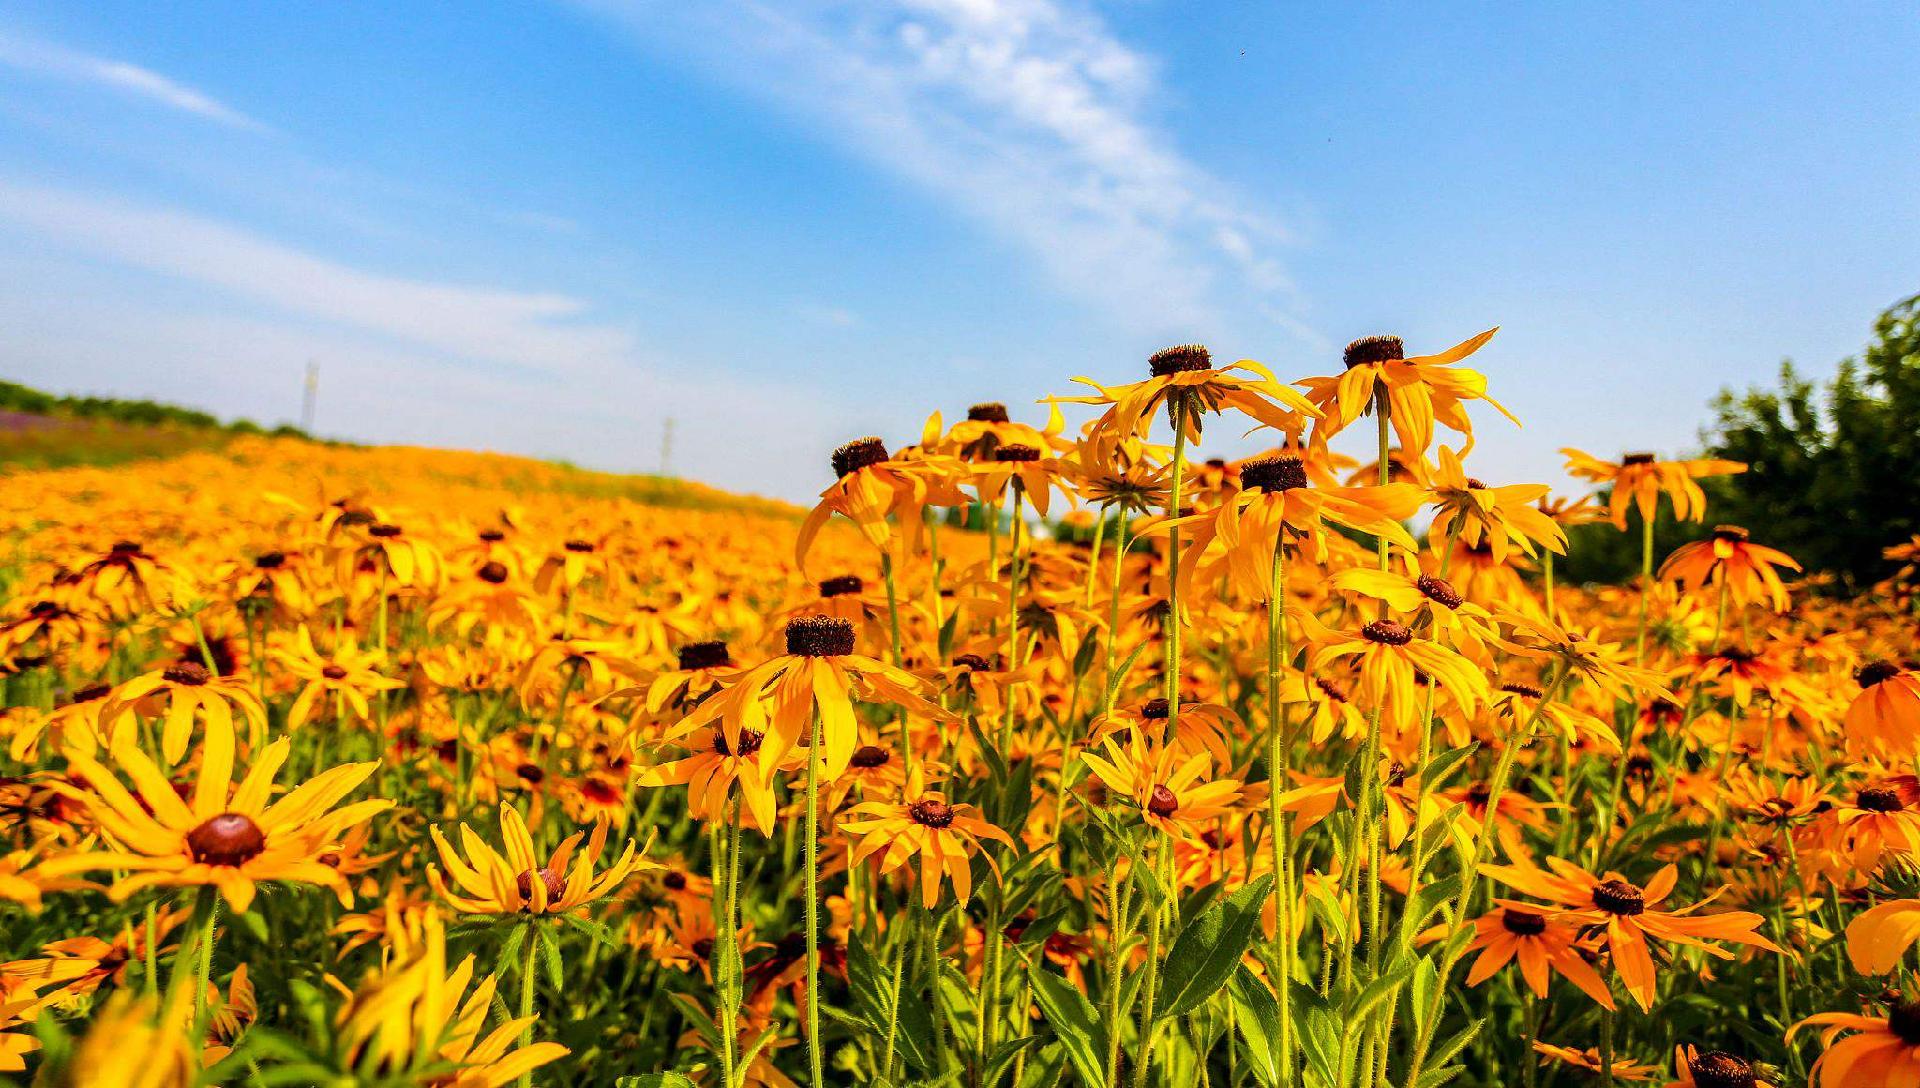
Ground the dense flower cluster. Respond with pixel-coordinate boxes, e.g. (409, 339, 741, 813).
(0, 331, 1915, 1088)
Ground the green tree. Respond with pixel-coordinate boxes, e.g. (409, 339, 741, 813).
(1700, 293, 1920, 586)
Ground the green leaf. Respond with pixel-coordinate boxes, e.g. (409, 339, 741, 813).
(537, 923, 565, 991)
(1153, 874, 1274, 1022)
(1418, 743, 1479, 791)
(1413, 1065, 1465, 1088)
(1407, 954, 1440, 1038)
(1227, 966, 1281, 1088)
(616, 1075, 699, 1088)
(1028, 966, 1108, 1088)
(1426, 1017, 1484, 1072)
(1295, 989, 1339, 1087)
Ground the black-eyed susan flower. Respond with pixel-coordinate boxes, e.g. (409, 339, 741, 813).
(98, 658, 267, 765)
(45, 721, 387, 910)
(1560, 449, 1746, 530)
(1299, 330, 1516, 458)
(1481, 858, 1778, 1010)
(272, 625, 404, 731)
(1792, 1001, 1920, 1088)
(427, 802, 645, 915)
(839, 766, 1014, 908)
(1079, 732, 1242, 841)
(674, 616, 951, 781)
(1658, 526, 1801, 612)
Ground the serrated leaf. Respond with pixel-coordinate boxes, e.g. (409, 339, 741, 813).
(1153, 874, 1274, 1022)
(1418, 743, 1479, 791)
(1028, 967, 1107, 1088)
(1227, 966, 1281, 1088)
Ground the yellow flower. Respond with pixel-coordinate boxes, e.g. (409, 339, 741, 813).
(332, 911, 570, 1087)
(44, 717, 388, 911)
(1560, 448, 1746, 530)
(272, 624, 404, 730)
(1079, 732, 1242, 841)
(99, 658, 267, 766)
(1298, 330, 1516, 458)
(840, 765, 1014, 908)
(428, 802, 646, 915)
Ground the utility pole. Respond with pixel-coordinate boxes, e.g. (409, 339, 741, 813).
(301, 360, 319, 433)
(659, 416, 675, 477)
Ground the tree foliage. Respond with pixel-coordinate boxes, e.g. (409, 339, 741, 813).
(1700, 293, 1920, 586)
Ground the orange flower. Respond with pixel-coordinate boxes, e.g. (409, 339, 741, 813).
(839, 765, 1014, 909)
(1845, 661, 1920, 759)
(1792, 1002, 1920, 1088)
(1560, 449, 1746, 530)
(1079, 732, 1242, 841)
(1482, 858, 1778, 1010)
(1449, 903, 1613, 1008)
(1657, 525, 1801, 612)
(1661, 1045, 1775, 1088)
(1299, 330, 1516, 458)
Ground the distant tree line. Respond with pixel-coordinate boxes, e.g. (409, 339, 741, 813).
(0, 380, 312, 439)
(1564, 293, 1920, 588)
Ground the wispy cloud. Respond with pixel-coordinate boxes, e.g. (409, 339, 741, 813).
(577, 0, 1311, 343)
(0, 181, 857, 500)
(793, 301, 864, 328)
(0, 29, 268, 132)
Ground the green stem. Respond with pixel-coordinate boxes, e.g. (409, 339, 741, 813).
(1266, 536, 1297, 1088)
(805, 713, 825, 1088)
(518, 920, 538, 1088)
(1132, 835, 1172, 1088)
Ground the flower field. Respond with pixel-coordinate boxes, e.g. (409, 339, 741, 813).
(1, 333, 1917, 1088)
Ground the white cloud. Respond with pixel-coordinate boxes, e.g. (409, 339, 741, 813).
(0, 183, 858, 501)
(576, 0, 1313, 343)
(0, 29, 268, 132)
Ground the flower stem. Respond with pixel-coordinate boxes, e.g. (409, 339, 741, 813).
(804, 712, 825, 1088)
(519, 919, 539, 1088)
(1133, 834, 1172, 1088)
(1266, 536, 1297, 1087)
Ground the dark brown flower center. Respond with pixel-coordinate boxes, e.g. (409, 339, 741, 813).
(321, 664, 348, 680)
(253, 551, 286, 569)
(1361, 620, 1413, 646)
(1687, 1050, 1756, 1088)
(1858, 786, 1905, 813)
(477, 561, 509, 584)
(1500, 908, 1547, 936)
(186, 813, 267, 867)
(678, 640, 732, 671)
(1500, 682, 1545, 699)
(1415, 574, 1463, 609)
(819, 575, 864, 598)
(1315, 677, 1348, 702)
(1140, 697, 1171, 720)
(712, 728, 766, 758)
(69, 682, 111, 703)
(163, 661, 211, 686)
(111, 540, 143, 555)
(994, 444, 1041, 462)
(1710, 525, 1750, 543)
(1621, 452, 1656, 466)
(690, 937, 715, 960)
(1890, 1001, 1920, 1046)
(849, 745, 891, 769)
(967, 402, 1010, 423)
(563, 539, 595, 553)
(1147, 785, 1180, 818)
(1239, 455, 1308, 493)
(1465, 478, 1488, 490)
(786, 615, 856, 657)
(1858, 661, 1902, 687)
(832, 437, 890, 478)
(663, 871, 688, 891)
(478, 528, 506, 542)
(1343, 335, 1404, 369)
(368, 523, 402, 539)
(910, 799, 955, 828)
(516, 865, 568, 908)
(952, 653, 994, 671)
(1149, 344, 1212, 376)
(1591, 879, 1645, 916)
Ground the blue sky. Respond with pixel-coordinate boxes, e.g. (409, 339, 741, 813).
(0, 2, 1912, 502)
